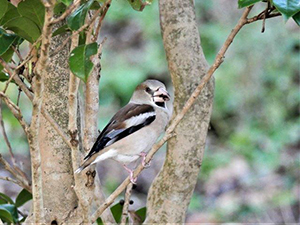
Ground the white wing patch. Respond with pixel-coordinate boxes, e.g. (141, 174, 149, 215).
(106, 129, 125, 139)
(125, 112, 156, 127)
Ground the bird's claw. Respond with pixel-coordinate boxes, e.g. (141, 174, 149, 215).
(129, 172, 137, 184)
(123, 165, 137, 184)
(140, 152, 151, 168)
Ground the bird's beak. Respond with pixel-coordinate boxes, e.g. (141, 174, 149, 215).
(153, 87, 170, 102)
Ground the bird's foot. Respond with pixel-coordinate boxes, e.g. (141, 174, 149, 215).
(123, 165, 137, 184)
(140, 152, 151, 168)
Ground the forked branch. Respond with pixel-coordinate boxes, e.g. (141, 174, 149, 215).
(90, 6, 282, 222)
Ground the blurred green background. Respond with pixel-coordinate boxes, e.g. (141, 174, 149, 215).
(0, 0, 299, 223)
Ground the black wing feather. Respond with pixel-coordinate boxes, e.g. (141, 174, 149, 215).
(84, 104, 155, 160)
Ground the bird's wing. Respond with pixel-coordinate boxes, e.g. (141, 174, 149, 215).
(83, 103, 156, 160)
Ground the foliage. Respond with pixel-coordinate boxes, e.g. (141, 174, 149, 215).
(97, 203, 146, 224)
(69, 42, 98, 82)
(0, 189, 32, 223)
(238, 0, 300, 23)
(0, 0, 299, 85)
(0, 0, 298, 223)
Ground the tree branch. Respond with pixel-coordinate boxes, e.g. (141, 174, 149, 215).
(92, 0, 111, 42)
(0, 154, 31, 193)
(0, 58, 74, 150)
(0, 100, 15, 163)
(0, 92, 29, 136)
(90, 6, 275, 222)
(120, 183, 133, 225)
(28, 1, 55, 222)
(0, 176, 28, 189)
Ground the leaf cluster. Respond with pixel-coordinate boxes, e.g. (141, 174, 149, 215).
(238, 0, 300, 24)
(0, 189, 32, 224)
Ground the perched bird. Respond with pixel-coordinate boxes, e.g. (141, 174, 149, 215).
(75, 79, 171, 183)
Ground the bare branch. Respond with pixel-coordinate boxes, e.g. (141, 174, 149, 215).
(0, 91, 29, 135)
(3, 56, 33, 93)
(28, 2, 55, 222)
(246, 11, 281, 24)
(0, 56, 74, 151)
(0, 154, 31, 193)
(120, 183, 133, 225)
(0, 176, 26, 188)
(92, 0, 111, 42)
(12, 46, 23, 61)
(90, 6, 258, 222)
(0, 100, 16, 163)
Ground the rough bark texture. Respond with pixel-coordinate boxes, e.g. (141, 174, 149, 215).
(146, 0, 215, 223)
(38, 24, 79, 224)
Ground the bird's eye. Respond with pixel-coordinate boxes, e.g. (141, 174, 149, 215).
(145, 87, 151, 93)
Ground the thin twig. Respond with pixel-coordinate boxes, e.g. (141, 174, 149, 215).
(16, 88, 21, 106)
(50, 0, 80, 24)
(120, 183, 133, 225)
(3, 36, 42, 90)
(92, 0, 111, 42)
(3, 55, 33, 93)
(0, 176, 26, 188)
(90, 6, 262, 222)
(246, 12, 281, 24)
(50, 3, 106, 57)
(0, 91, 29, 136)
(0, 100, 16, 164)
(12, 46, 23, 61)
(0, 154, 31, 193)
(0, 58, 33, 99)
(0, 58, 74, 150)
(0, 95, 30, 182)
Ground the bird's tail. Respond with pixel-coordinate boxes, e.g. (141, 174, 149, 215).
(74, 156, 94, 174)
(74, 165, 85, 174)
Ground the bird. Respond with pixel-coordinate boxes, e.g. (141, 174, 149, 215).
(75, 79, 171, 183)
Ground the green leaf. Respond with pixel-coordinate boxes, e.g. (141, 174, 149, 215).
(15, 189, 32, 208)
(272, 0, 300, 20)
(67, 0, 94, 30)
(0, 192, 14, 204)
(0, 72, 10, 82)
(111, 203, 123, 222)
(90, 1, 101, 10)
(69, 42, 98, 82)
(52, 24, 71, 37)
(0, 29, 18, 55)
(0, 47, 14, 82)
(4, 16, 41, 43)
(0, 208, 14, 223)
(0, 3, 20, 26)
(61, 0, 73, 6)
(54, 2, 67, 15)
(17, 0, 45, 30)
(238, 0, 262, 8)
(135, 207, 146, 223)
(0, 204, 18, 223)
(96, 203, 123, 224)
(292, 11, 300, 25)
(0, 0, 8, 20)
(126, 0, 152, 11)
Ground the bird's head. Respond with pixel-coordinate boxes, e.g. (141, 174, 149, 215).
(130, 79, 170, 107)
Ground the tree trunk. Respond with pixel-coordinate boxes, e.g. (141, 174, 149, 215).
(145, 0, 214, 223)
(37, 25, 80, 224)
